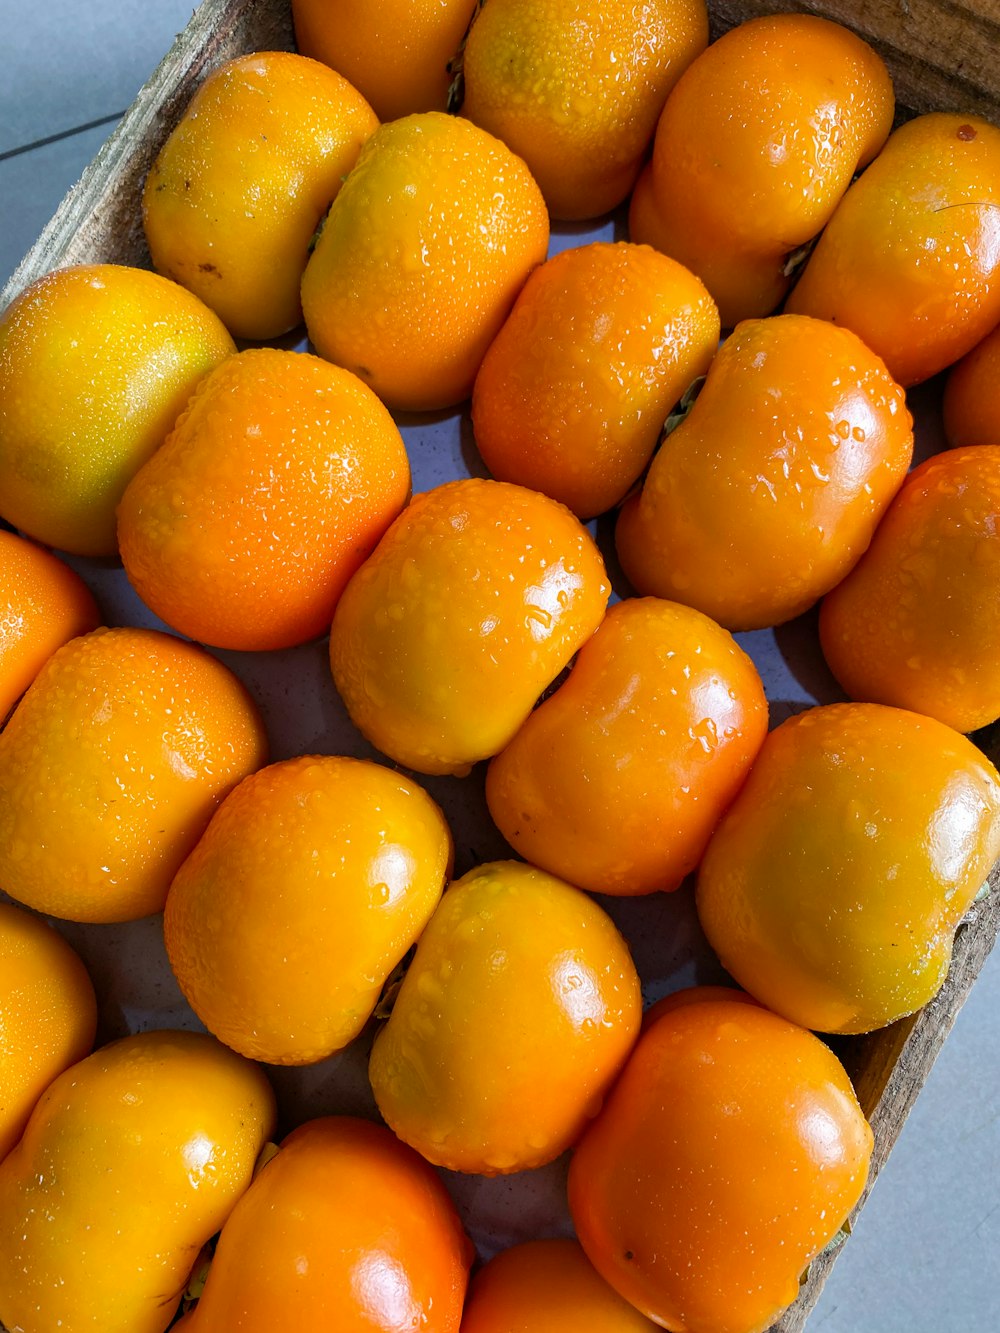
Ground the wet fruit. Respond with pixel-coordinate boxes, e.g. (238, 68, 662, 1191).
(118, 348, 409, 652)
(329, 477, 609, 775)
(369, 860, 641, 1174)
(301, 111, 549, 411)
(0, 627, 267, 922)
(0, 264, 234, 555)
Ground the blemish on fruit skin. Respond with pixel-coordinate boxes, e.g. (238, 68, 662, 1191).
(957, 124, 977, 141)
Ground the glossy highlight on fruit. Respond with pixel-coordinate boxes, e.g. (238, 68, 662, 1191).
(0, 627, 267, 923)
(0, 264, 234, 555)
(330, 477, 610, 775)
(118, 348, 410, 652)
(634, 13, 893, 325)
(616, 314, 913, 629)
(0, 530, 100, 721)
(472, 241, 720, 518)
(820, 446, 1000, 733)
(301, 111, 549, 411)
(462, 0, 708, 220)
(788, 113, 1000, 385)
(569, 993, 873, 1333)
(0, 1029, 276, 1333)
(696, 703, 1000, 1034)
(370, 860, 642, 1175)
(143, 52, 377, 340)
(461, 1238, 659, 1332)
(164, 755, 452, 1065)
(0, 903, 97, 1162)
(487, 598, 768, 894)
(174, 1117, 472, 1333)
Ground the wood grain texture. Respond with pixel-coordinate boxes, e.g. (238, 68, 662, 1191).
(2, 3, 1000, 1331)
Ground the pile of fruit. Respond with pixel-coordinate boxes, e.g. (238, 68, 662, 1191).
(2, 1, 1000, 1330)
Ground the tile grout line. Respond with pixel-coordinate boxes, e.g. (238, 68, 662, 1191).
(0, 111, 125, 164)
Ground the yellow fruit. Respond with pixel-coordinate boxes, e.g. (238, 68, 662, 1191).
(0, 264, 234, 555)
(0, 627, 267, 923)
(301, 111, 549, 411)
(462, 0, 708, 220)
(164, 755, 453, 1065)
(329, 478, 610, 775)
(143, 52, 378, 340)
(369, 861, 642, 1174)
(0, 903, 97, 1162)
(0, 1030, 275, 1333)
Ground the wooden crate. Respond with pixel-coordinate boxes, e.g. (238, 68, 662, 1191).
(2, 2, 999, 1330)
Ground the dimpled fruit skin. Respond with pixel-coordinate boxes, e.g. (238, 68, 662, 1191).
(369, 861, 641, 1175)
(143, 52, 377, 341)
(471, 241, 720, 518)
(615, 314, 914, 630)
(173, 1117, 472, 1333)
(638, 14, 893, 326)
(696, 703, 1000, 1035)
(0, 530, 100, 721)
(0, 627, 268, 923)
(0, 1030, 276, 1333)
(820, 447, 1000, 733)
(300, 112, 550, 411)
(787, 113, 1000, 385)
(0, 903, 97, 1163)
(329, 477, 610, 775)
(118, 348, 409, 652)
(0, 264, 234, 556)
(292, 0, 479, 121)
(461, 1239, 660, 1332)
(462, 0, 708, 221)
(486, 598, 768, 895)
(568, 997, 872, 1333)
(164, 755, 452, 1065)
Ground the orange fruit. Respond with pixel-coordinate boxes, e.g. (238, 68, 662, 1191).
(461, 1238, 659, 1332)
(300, 112, 549, 411)
(291, 0, 479, 121)
(329, 477, 610, 775)
(787, 113, 1000, 385)
(944, 320, 1000, 447)
(820, 447, 1000, 734)
(472, 241, 719, 518)
(118, 348, 409, 652)
(615, 314, 914, 630)
(568, 996, 872, 1333)
(0, 627, 267, 923)
(0, 530, 100, 721)
(164, 755, 453, 1065)
(486, 598, 768, 895)
(0, 264, 234, 555)
(462, 0, 708, 220)
(0, 903, 97, 1162)
(174, 1117, 472, 1333)
(369, 861, 641, 1174)
(637, 14, 893, 326)
(143, 52, 377, 340)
